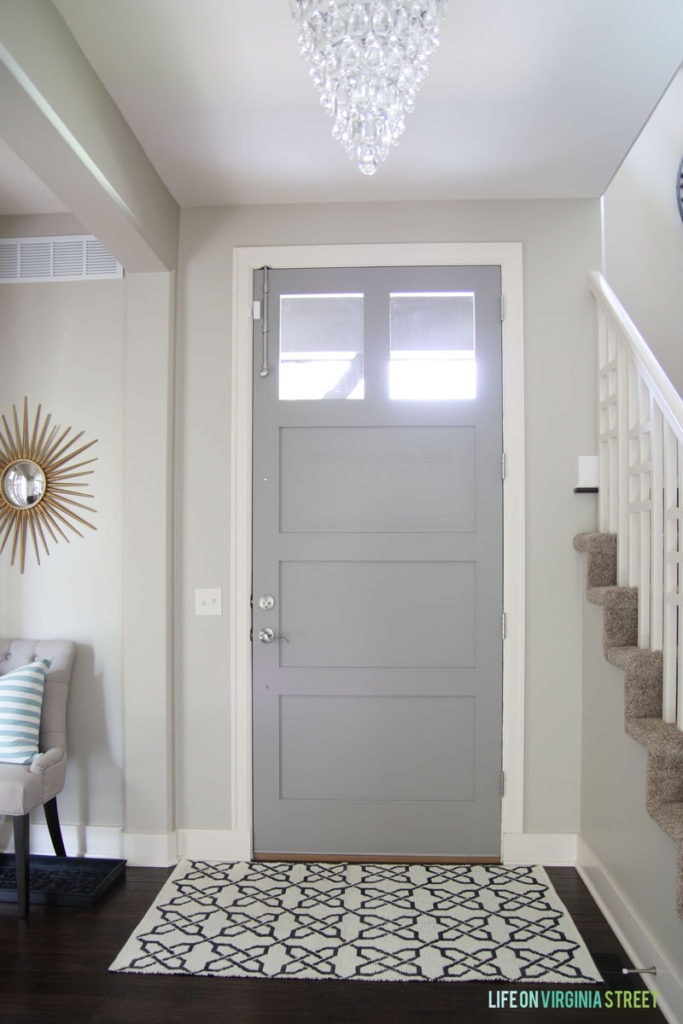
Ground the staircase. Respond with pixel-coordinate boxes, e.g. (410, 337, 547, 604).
(574, 273, 683, 918)
(574, 531, 683, 917)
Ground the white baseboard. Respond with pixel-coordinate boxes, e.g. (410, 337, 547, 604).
(11, 826, 577, 870)
(4, 824, 177, 866)
(577, 837, 683, 1024)
(177, 828, 252, 862)
(29, 824, 124, 860)
(62, 829, 568, 867)
(6, 823, 251, 868)
(122, 829, 252, 866)
(503, 832, 578, 865)
(122, 830, 178, 867)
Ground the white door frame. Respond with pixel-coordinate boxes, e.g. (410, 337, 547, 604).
(228, 242, 525, 861)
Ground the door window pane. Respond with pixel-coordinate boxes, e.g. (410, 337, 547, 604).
(389, 293, 476, 400)
(280, 294, 364, 400)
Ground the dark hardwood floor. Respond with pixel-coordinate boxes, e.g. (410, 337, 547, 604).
(0, 865, 667, 1024)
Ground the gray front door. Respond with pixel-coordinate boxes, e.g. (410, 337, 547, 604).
(252, 265, 503, 858)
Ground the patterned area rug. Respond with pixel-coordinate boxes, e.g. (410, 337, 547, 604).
(110, 860, 602, 983)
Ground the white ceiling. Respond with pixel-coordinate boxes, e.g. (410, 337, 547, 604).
(2, 0, 683, 214)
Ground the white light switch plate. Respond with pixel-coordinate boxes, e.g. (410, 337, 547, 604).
(195, 587, 222, 616)
(577, 455, 599, 488)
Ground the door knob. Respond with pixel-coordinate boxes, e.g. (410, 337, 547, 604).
(258, 627, 288, 643)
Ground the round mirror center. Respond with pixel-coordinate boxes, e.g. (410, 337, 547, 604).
(2, 460, 46, 509)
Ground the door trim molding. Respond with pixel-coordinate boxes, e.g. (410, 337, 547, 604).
(230, 243, 525, 859)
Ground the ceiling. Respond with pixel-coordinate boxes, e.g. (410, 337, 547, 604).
(1, 0, 682, 215)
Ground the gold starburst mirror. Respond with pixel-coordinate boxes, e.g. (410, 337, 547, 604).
(0, 398, 97, 573)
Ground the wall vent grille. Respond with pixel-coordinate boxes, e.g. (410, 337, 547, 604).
(0, 235, 123, 283)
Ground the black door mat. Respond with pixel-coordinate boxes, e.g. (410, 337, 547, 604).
(0, 854, 126, 906)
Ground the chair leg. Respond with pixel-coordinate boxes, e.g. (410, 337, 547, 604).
(44, 797, 66, 857)
(13, 814, 30, 918)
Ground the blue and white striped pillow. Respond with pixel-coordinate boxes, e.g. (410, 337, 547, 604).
(0, 657, 52, 764)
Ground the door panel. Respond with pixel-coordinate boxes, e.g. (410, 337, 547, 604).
(279, 561, 476, 669)
(280, 426, 476, 533)
(252, 265, 503, 857)
(279, 695, 475, 801)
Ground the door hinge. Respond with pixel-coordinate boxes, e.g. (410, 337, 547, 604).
(501, 771, 506, 796)
(252, 300, 261, 320)
(501, 452, 507, 480)
(500, 295, 505, 322)
(502, 611, 507, 640)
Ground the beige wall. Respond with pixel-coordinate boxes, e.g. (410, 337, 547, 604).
(0, 277, 126, 835)
(603, 67, 683, 391)
(175, 198, 603, 838)
(0, 217, 175, 857)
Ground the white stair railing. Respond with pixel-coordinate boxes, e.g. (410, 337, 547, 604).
(590, 271, 683, 731)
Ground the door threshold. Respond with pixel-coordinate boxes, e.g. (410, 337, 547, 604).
(253, 853, 501, 865)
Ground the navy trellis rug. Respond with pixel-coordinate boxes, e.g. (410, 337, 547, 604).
(110, 859, 602, 984)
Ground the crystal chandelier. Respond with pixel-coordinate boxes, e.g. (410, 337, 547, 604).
(290, 1, 446, 176)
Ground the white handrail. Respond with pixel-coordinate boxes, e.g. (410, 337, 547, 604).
(590, 271, 683, 731)
(589, 272, 683, 444)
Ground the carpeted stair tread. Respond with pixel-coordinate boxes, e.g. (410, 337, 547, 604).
(606, 646, 662, 675)
(573, 533, 617, 588)
(650, 802, 683, 843)
(626, 717, 683, 757)
(586, 585, 638, 608)
(586, 586, 639, 650)
(606, 647, 663, 719)
(573, 532, 617, 556)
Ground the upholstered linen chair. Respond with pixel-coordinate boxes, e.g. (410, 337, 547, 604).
(0, 639, 76, 916)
